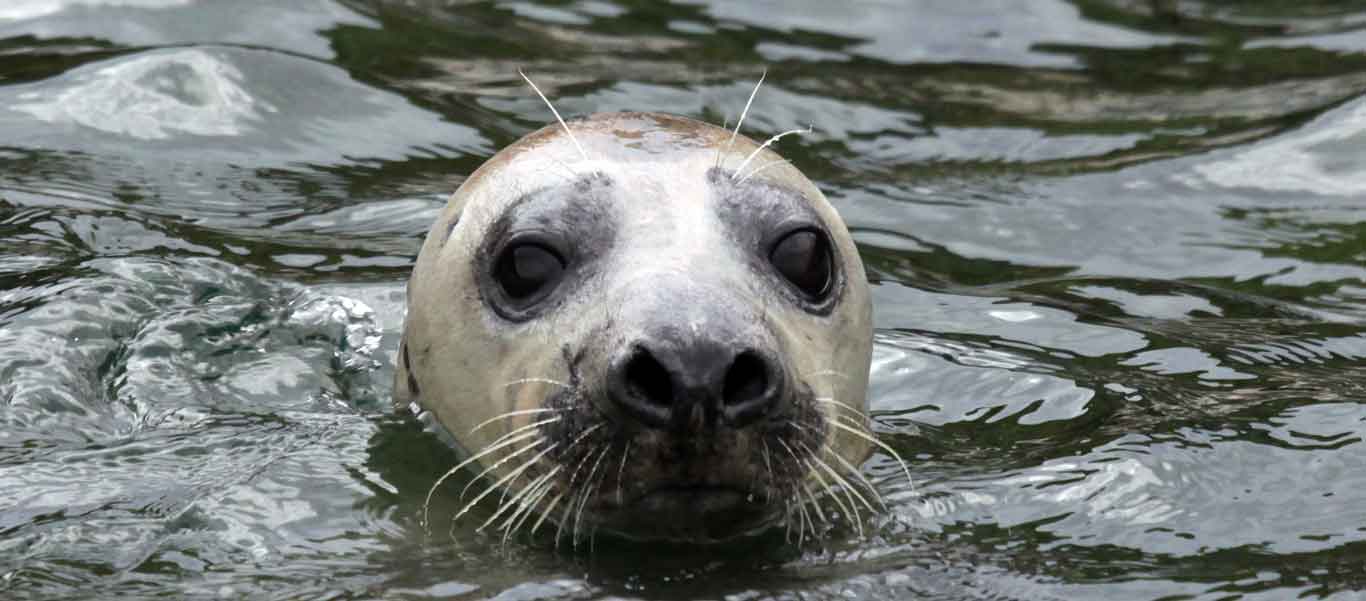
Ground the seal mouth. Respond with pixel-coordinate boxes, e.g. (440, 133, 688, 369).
(632, 484, 750, 509)
(602, 484, 775, 542)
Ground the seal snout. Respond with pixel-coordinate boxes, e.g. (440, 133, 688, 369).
(607, 335, 784, 432)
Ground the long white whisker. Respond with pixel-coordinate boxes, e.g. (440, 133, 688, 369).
(558, 447, 596, 548)
(793, 441, 848, 513)
(814, 397, 865, 419)
(828, 420, 914, 490)
(485, 465, 561, 534)
(815, 449, 878, 516)
(479, 460, 555, 532)
(804, 482, 830, 530)
(519, 69, 589, 162)
(791, 419, 889, 510)
(573, 445, 612, 551)
(422, 428, 542, 529)
(502, 378, 572, 390)
(796, 439, 870, 538)
(531, 489, 567, 537)
(719, 69, 766, 168)
(471, 411, 561, 435)
(616, 440, 631, 504)
(504, 468, 562, 542)
(551, 424, 606, 546)
(736, 159, 790, 185)
(452, 442, 560, 522)
(827, 445, 888, 510)
(779, 442, 828, 528)
(794, 484, 813, 546)
(457, 437, 551, 500)
(775, 438, 817, 545)
(732, 125, 812, 179)
(761, 438, 776, 504)
(777, 439, 829, 526)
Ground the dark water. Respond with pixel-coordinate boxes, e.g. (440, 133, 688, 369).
(2, 1, 1365, 599)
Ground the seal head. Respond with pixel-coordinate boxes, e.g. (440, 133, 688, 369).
(397, 111, 873, 543)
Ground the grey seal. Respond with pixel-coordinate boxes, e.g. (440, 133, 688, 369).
(396, 107, 893, 544)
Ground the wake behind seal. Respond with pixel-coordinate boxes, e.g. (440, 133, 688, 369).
(395, 88, 904, 544)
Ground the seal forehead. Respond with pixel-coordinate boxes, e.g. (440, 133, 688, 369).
(468, 113, 730, 190)
(576, 112, 723, 156)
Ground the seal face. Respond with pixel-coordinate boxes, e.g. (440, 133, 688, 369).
(397, 111, 874, 543)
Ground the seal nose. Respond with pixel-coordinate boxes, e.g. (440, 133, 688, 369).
(609, 339, 783, 431)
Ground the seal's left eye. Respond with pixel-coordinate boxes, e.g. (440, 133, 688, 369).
(494, 243, 565, 300)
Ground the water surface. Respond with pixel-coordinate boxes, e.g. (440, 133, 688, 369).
(2, 1, 1365, 599)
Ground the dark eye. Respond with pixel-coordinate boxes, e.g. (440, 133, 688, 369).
(770, 228, 833, 298)
(494, 242, 565, 300)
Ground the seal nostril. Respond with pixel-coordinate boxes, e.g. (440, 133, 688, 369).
(625, 348, 673, 407)
(723, 351, 768, 406)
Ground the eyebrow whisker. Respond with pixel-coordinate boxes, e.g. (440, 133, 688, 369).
(718, 69, 766, 169)
(519, 69, 590, 162)
(732, 125, 812, 180)
(736, 159, 792, 185)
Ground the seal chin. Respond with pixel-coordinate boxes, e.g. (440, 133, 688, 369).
(598, 485, 779, 543)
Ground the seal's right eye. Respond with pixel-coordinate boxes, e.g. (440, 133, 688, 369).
(494, 242, 565, 300)
(770, 228, 833, 300)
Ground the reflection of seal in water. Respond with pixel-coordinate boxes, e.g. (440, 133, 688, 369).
(396, 92, 903, 544)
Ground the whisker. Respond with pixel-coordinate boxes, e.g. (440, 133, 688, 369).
(556, 471, 586, 548)
(553, 424, 607, 547)
(589, 455, 615, 559)
(791, 420, 888, 510)
(775, 438, 817, 545)
(719, 68, 766, 168)
(827, 447, 888, 510)
(452, 442, 561, 523)
(480, 464, 557, 532)
(559, 447, 597, 548)
(459, 437, 548, 502)
(795, 439, 870, 538)
(486, 465, 562, 535)
(792, 441, 853, 522)
(828, 420, 915, 490)
(794, 484, 813, 546)
(471, 411, 561, 435)
(814, 397, 865, 420)
(814, 449, 878, 516)
(531, 489, 567, 537)
(777, 439, 829, 527)
(572, 445, 613, 552)
(422, 428, 542, 529)
(519, 69, 589, 162)
(806, 483, 833, 531)
(616, 440, 632, 505)
(504, 469, 561, 542)
(731, 125, 812, 180)
(761, 438, 776, 504)
(502, 377, 573, 390)
(735, 159, 790, 185)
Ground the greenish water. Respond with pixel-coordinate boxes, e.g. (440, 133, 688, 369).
(2, 1, 1366, 599)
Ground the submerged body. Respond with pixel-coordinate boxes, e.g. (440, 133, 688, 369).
(395, 111, 875, 543)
